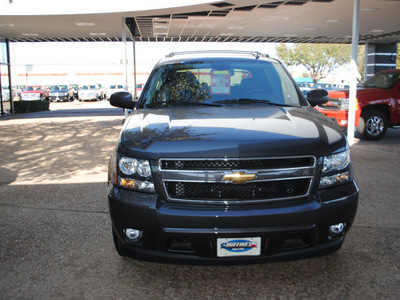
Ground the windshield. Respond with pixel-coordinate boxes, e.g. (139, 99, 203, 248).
(362, 71, 400, 89)
(81, 85, 96, 90)
(52, 85, 68, 91)
(26, 86, 41, 91)
(140, 59, 302, 108)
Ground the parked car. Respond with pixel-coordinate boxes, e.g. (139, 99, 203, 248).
(20, 85, 49, 101)
(315, 83, 334, 90)
(78, 85, 102, 101)
(108, 50, 358, 263)
(297, 82, 315, 97)
(68, 84, 79, 100)
(128, 83, 145, 100)
(316, 69, 400, 140)
(106, 85, 125, 100)
(49, 85, 73, 102)
(314, 92, 361, 130)
(97, 83, 106, 100)
(135, 83, 144, 99)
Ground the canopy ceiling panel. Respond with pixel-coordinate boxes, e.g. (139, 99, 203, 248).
(1, 0, 399, 44)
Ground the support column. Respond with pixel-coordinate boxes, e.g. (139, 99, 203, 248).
(122, 17, 129, 120)
(366, 43, 397, 79)
(347, 0, 360, 146)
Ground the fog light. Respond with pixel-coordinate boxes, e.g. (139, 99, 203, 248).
(329, 223, 345, 235)
(125, 228, 143, 241)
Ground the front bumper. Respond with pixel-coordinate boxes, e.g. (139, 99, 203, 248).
(79, 94, 98, 101)
(315, 108, 360, 129)
(108, 181, 358, 263)
(50, 95, 69, 101)
(21, 94, 41, 100)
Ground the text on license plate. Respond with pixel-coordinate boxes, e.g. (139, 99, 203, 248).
(217, 237, 261, 257)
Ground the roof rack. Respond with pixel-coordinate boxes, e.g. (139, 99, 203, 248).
(165, 50, 269, 59)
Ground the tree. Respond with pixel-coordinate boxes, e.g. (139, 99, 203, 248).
(357, 45, 365, 82)
(276, 43, 351, 83)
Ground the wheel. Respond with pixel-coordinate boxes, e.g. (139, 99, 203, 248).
(112, 228, 129, 257)
(357, 109, 388, 140)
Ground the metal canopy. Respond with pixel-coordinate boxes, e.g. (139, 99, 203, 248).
(1, 0, 400, 44)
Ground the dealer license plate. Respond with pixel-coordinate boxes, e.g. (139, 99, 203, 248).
(217, 237, 261, 257)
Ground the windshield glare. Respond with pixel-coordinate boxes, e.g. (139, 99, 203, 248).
(363, 72, 400, 89)
(141, 60, 302, 108)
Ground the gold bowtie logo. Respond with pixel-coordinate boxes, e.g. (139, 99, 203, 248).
(222, 171, 256, 184)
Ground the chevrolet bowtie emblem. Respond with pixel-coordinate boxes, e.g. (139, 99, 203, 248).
(222, 170, 256, 184)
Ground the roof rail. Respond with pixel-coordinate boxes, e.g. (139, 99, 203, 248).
(165, 50, 269, 59)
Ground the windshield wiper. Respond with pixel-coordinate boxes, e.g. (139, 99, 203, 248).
(214, 98, 293, 107)
(145, 101, 221, 108)
(179, 101, 222, 107)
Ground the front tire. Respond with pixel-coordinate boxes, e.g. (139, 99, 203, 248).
(357, 109, 388, 140)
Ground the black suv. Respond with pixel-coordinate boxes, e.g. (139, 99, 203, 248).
(108, 51, 358, 263)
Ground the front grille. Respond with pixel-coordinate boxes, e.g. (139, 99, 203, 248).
(318, 98, 341, 110)
(160, 157, 314, 170)
(159, 156, 315, 204)
(165, 178, 310, 201)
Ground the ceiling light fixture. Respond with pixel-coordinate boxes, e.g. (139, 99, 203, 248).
(227, 26, 243, 30)
(90, 33, 106, 36)
(324, 19, 342, 23)
(76, 22, 95, 26)
(360, 8, 377, 12)
(369, 29, 385, 33)
(241, 17, 258, 21)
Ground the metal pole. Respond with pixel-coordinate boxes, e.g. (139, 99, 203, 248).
(347, 0, 360, 146)
(364, 42, 368, 82)
(122, 17, 129, 120)
(6, 39, 14, 114)
(133, 38, 137, 100)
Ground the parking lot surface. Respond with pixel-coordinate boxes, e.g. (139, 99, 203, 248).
(1, 101, 399, 299)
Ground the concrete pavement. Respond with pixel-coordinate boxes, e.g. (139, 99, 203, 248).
(1, 101, 399, 299)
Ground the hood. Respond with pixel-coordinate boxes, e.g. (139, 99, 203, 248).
(50, 89, 68, 93)
(119, 106, 346, 159)
(22, 90, 42, 94)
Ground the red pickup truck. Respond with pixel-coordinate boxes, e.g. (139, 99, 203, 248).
(20, 85, 50, 101)
(315, 69, 400, 140)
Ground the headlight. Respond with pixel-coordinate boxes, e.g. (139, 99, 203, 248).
(119, 157, 138, 175)
(339, 99, 349, 110)
(339, 98, 359, 111)
(117, 156, 155, 193)
(319, 150, 351, 188)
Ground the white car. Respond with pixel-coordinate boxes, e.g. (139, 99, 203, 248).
(106, 85, 125, 100)
(78, 85, 101, 101)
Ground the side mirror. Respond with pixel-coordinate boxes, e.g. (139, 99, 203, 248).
(110, 91, 136, 109)
(307, 89, 329, 106)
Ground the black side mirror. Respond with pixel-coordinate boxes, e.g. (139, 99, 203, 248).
(110, 91, 136, 109)
(307, 89, 329, 106)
